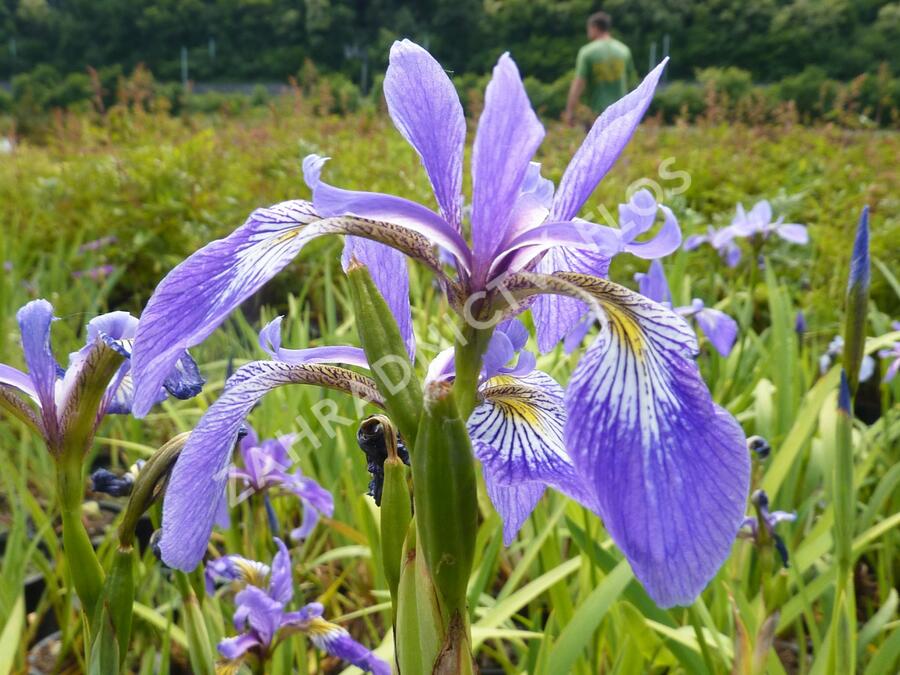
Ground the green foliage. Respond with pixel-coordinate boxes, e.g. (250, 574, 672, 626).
(0, 107, 898, 673)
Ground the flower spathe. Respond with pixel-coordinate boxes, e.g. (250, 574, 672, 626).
(133, 40, 750, 608)
(210, 538, 389, 675)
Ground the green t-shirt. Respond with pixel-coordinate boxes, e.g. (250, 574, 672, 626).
(575, 38, 637, 114)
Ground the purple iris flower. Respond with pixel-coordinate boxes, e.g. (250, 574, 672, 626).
(683, 226, 742, 267)
(819, 335, 874, 382)
(878, 321, 900, 382)
(210, 538, 389, 674)
(635, 261, 739, 357)
(0, 300, 202, 452)
(132, 41, 750, 608)
(231, 425, 334, 541)
(727, 200, 808, 245)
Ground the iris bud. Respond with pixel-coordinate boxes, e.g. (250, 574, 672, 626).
(747, 435, 771, 460)
(843, 206, 870, 396)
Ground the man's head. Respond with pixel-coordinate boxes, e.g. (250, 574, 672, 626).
(587, 11, 612, 40)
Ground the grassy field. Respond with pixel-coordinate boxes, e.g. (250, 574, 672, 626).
(0, 102, 898, 674)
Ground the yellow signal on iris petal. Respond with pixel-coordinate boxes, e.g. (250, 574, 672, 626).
(603, 302, 645, 357)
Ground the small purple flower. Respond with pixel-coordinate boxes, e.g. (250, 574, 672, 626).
(740, 489, 796, 567)
(683, 225, 742, 267)
(879, 322, 900, 382)
(212, 539, 389, 674)
(230, 426, 334, 541)
(72, 264, 116, 280)
(636, 261, 738, 357)
(78, 235, 118, 253)
(727, 200, 808, 245)
(819, 335, 874, 382)
(0, 300, 203, 453)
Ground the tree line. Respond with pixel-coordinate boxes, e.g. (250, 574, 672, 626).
(1, 0, 898, 86)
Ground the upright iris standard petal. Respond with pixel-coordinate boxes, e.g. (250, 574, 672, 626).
(342, 236, 415, 358)
(15, 300, 60, 436)
(635, 260, 672, 305)
(563, 281, 749, 607)
(470, 53, 544, 280)
(160, 359, 382, 571)
(268, 538, 293, 605)
(131, 200, 320, 417)
(468, 371, 592, 543)
(693, 306, 739, 357)
(550, 60, 667, 222)
(303, 155, 471, 269)
(533, 247, 611, 352)
(259, 316, 369, 368)
(774, 223, 808, 244)
(383, 39, 465, 229)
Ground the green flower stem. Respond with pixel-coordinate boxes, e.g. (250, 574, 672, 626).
(57, 452, 105, 617)
(174, 571, 216, 675)
(453, 323, 492, 421)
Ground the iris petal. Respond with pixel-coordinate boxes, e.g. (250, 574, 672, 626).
(550, 60, 667, 222)
(470, 53, 544, 281)
(16, 300, 60, 436)
(342, 236, 415, 358)
(563, 282, 749, 607)
(384, 39, 466, 230)
(131, 200, 320, 417)
(533, 248, 612, 352)
(694, 307, 739, 357)
(303, 155, 471, 269)
(468, 371, 591, 543)
(259, 316, 369, 368)
(160, 359, 382, 570)
(623, 205, 682, 259)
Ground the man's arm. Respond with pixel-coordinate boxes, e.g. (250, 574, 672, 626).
(564, 76, 586, 126)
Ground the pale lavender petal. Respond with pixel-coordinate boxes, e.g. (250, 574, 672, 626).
(218, 632, 260, 660)
(469, 371, 592, 543)
(775, 224, 808, 245)
(550, 60, 667, 222)
(501, 350, 537, 378)
(0, 364, 37, 402)
(303, 155, 471, 270)
(288, 473, 334, 540)
(617, 189, 658, 240)
(724, 242, 742, 267)
(533, 247, 612, 352)
(384, 39, 465, 229)
(497, 319, 529, 352)
(563, 314, 594, 354)
(565, 288, 749, 608)
(16, 300, 60, 435)
(635, 260, 672, 305)
(342, 236, 415, 358)
(884, 356, 899, 382)
(309, 622, 390, 675)
(470, 53, 544, 280)
(683, 233, 709, 251)
(482, 331, 515, 380)
(259, 316, 369, 368)
(695, 307, 738, 357)
(749, 200, 772, 227)
(160, 360, 350, 571)
(860, 355, 875, 383)
(131, 200, 321, 417)
(233, 585, 282, 646)
(491, 219, 620, 277)
(268, 538, 293, 605)
(623, 205, 682, 259)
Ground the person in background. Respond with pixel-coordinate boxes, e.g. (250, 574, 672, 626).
(564, 11, 637, 125)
